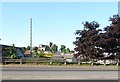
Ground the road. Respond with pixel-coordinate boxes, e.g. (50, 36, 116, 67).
(1, 65, 119, 80)
(1, 65, 119, 71)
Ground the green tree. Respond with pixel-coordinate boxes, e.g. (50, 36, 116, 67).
(63, 49, 67, 53)
(60, 45, 66, 52)
(66, 48, 70, 53)
(6, 45, 18, 59)
(26, 46, 30, 50)
(51, 44, 58, 53)
(38, 49, 44, 57)
(33, 51, 40, 58)
(70, 50, 75, 53)
(21, 47, 27, 53)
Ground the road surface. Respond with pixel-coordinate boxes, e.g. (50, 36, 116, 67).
(1, 65, 119, 80)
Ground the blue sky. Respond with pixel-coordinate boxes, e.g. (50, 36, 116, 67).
(1, 2, 118, 50)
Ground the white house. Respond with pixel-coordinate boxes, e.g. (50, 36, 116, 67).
(39, 44, 50, 51)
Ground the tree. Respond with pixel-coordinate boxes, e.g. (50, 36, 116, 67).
(73, 21, 103, 63)
(38, 49, 44, 57)
(6, 45, 18, 59)
(51, 44, 58, 53)
(70, 50, 75, 53)
(49, 42, 53, 48)
(97, 15, 120, 65)
(21, 47, 27, 53)
(26, 46, 30, 50)
(66, 48, 70, 53)
(60, 45, 66, 53)
(33, 51, 40, 58)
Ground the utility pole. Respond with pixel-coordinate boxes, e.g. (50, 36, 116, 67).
(118, 1, 120, 16)
(30, 18, 32, 57)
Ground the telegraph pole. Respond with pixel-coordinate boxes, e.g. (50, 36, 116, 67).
(118, 1, 120, 17)
(30, 18, 32, 57)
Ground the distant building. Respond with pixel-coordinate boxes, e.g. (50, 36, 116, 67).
(0, 44, 24, 58)
(39, 44, 51, 51)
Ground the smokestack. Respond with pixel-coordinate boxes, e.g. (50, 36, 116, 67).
(30, 18, 32, 57)
(118, 1, 120, 17)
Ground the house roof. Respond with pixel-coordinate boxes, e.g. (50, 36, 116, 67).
(17, 49, 24, 57)
(0, 44, 23, 50)
(24, 50, 31, 56)
(39, 44, 49, 48)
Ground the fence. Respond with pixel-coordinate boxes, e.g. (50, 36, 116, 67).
(2, 58, 119, 65)
(2, 58, 66, 65)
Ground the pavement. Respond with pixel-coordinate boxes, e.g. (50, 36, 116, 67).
(0, 65, 119, 80)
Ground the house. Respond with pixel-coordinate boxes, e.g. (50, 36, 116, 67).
(0, 44, 24, 58)
(62, 53, 77, 63)
(39, 44, 51, 52)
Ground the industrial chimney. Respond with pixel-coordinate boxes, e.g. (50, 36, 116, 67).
(30, 18, 32, 57)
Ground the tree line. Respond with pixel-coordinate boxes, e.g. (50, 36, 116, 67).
(22, 43, 73, 54)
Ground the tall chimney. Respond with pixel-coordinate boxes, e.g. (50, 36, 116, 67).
(118, 1, 120, 17)
(30, 18, 32, 57)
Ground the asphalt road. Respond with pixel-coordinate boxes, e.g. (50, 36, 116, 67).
(2, 70, 118, 80)
(1, 65, 119, 80)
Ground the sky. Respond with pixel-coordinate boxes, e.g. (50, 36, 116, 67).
(1, 2, 118, 50)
